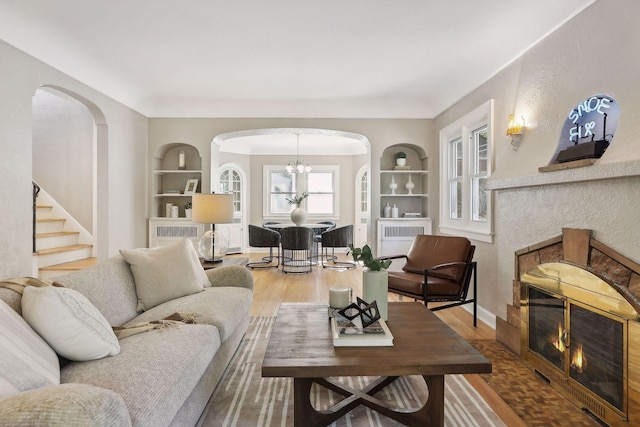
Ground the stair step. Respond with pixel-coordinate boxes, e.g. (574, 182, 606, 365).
(36, 231, 81, 251)
(36, 231, 80, 238)
(39, 257, 97, 272)
(35, 244, 93, 256)
(36, 218, 66, 234)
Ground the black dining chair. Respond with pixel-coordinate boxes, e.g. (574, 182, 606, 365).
(246, 225, 281, 269)
(280, 227, 314, 274)
(320, 225, 356, 270)
(313, 221, 336, 262)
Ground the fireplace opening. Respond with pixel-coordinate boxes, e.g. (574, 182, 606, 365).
(521, 262, 637, 426)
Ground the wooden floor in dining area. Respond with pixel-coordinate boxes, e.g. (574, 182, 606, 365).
(230, 253, 602, 427)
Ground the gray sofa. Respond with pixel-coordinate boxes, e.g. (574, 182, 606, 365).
(0, 254, 254, 426)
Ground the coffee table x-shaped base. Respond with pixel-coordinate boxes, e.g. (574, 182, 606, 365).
(294, 374, 444, 427)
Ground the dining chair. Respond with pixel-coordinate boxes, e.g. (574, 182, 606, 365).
(320, 225, 356, 270)
(280, 227, 314, 274)
(246, 225, 281, 269)
(379, 234, 478, 326)
(313, 221, 336, 262)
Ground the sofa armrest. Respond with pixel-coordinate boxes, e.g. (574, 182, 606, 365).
(0, 383, 131, 426)
(205, 265, 254, 291)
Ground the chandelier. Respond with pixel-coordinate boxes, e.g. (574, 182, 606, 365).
(285, 134, 312, 173)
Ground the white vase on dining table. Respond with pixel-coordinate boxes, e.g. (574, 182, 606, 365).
(291, 207, 307, 226)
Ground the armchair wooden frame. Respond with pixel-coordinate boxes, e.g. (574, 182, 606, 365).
(379, 242, 477, 327)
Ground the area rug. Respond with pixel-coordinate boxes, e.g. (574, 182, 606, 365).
(201, 317, 506, 427)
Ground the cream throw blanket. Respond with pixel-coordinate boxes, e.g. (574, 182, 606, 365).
(0, 277, 198, 339)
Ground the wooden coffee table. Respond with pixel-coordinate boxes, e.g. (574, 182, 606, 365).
(261, 302, 492, 427)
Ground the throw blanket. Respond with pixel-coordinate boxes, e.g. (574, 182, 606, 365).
(0, 277, 199, 339)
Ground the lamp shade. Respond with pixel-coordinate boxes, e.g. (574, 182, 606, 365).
(191, 194, 234, 224)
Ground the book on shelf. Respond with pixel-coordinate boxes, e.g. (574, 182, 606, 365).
(393, 165, 412, 170)
(330, 314, 393, 347)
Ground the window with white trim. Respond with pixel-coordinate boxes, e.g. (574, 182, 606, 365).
(263, 165, 339, 219)
(439, 100, 493, 243)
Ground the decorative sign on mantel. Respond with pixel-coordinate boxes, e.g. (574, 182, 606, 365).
(551, 94, 619, 164)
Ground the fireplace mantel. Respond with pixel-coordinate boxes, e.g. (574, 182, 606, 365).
(485, 159, 640, 191)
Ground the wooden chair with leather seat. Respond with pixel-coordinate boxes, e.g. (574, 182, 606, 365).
(379, 234, 478, 326)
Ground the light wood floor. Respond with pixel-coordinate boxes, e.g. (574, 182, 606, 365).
(230, 253, 525, 426)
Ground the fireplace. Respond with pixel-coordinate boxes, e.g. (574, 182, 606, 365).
(520, 261, 639, 425)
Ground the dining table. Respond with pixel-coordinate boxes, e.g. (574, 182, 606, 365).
(264, 223, 334, 264)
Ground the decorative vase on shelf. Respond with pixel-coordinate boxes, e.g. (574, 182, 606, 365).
(185, 209, 192, 218)
(383, 203, 391, 218)
(395, 158, 406, 167)
(291, 206, 307, 226)
(363, 270, 389, 321)
(388, 175, 397, 194)
(391, 204, 399, 218)
(405, 174, 415, 195)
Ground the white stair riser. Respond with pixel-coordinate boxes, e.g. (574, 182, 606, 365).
(36, 207, 54, 219)
(36, 234, 79, 251)
(36, 221, 65, 234)
(37, 247, 92, 268)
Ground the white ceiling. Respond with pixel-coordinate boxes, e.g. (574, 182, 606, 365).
(0, 0, 593, 119)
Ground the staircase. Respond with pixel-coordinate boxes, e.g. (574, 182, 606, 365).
(33, 202, 96, 280)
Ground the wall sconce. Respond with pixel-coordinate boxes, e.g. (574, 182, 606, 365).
(506, 114, 525, 150)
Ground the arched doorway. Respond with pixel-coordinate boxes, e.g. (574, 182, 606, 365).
(32, 85, 108, 262)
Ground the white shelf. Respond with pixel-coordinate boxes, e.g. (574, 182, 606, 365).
(381, 193, 428, 198)
(380, 170, 428, 175)
(154, 170, 201, 175)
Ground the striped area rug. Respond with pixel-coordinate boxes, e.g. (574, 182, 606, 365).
(202, 317, 506, 427)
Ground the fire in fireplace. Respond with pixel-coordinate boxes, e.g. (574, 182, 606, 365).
(521, 262, 638, 426)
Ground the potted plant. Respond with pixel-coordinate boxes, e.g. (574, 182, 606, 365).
(184, 201, 193, 218)
(285, 192, 309, 225)
(394, 151, 407, 167)
(348, 244, 391, 320)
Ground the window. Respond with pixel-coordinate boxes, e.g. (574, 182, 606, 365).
(263, 165, 339, 219)
(219, 167, 242, 214)
(439, 100, 493, 243)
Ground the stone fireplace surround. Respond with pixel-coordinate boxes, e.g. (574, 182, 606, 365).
(499, 227, 640, 353)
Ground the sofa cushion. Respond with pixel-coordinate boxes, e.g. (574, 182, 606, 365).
(22, 286, 120, 362)
(125, 286, 253, 342)
(0, 383, 131, 427)
(56, 255, 139, 327)
(61, 324, 220, 427)
(120, 239, 208, 312)
(0, 300, 60, 397)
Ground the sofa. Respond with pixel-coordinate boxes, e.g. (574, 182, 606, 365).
(0, 238, 254, 426)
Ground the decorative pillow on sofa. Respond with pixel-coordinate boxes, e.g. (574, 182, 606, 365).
(22, 286, 121, 362)
(0, 300, 60, 397)
(120, 238, 208, 312)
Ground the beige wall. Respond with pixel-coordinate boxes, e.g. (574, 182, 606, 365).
(434, 0, 640, 321)
(0, 40, 148, 277)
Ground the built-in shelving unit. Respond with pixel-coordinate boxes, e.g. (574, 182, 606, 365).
(148, 143, 204, 248)
(377, 146, 431, 261)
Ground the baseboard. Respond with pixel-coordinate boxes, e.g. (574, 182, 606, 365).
(461, 303, 496, 330)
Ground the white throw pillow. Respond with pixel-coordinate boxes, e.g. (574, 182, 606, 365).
(22, 286, 120, 362)
(120, 238, 208, 312)
(0, 299, 60, 397)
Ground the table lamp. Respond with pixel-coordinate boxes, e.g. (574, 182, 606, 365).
(191, 193, 234, 262)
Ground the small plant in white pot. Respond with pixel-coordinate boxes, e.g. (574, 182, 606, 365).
(184, 201, 193, 218)
(348, 244, 392, 320)
(394, 151, 407, 167)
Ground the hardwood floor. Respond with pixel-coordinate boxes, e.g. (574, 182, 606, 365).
(229, 253, 525, 426)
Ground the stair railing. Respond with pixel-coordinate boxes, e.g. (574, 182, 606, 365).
(32, 181, 40, 254)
